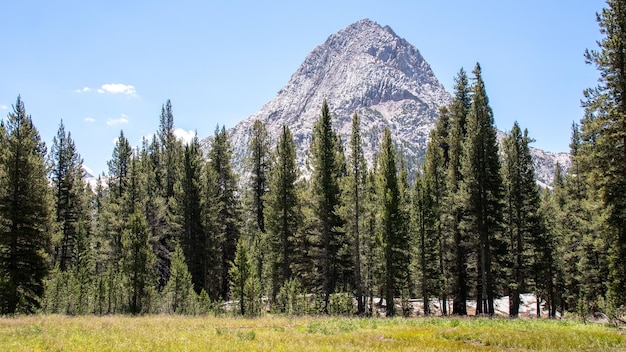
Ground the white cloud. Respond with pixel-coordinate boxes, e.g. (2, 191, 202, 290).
(83, 165, 94, 176)
(174, 128, 196, 144)
(74, 87, 91, 93)
(107, 113, 129, 126)
(0, 104, 8, 110)
(97, 83, 137, 97)
(84, 117, 96, 123)
(142, 133, 154, 143)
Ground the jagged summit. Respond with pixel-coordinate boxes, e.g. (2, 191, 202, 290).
(221, 18, 450, 173)
(207, 19, 568, 185)
(291, 18, 448, 113)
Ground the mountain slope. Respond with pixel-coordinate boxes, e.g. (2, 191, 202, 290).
(207, 19, 569, 185)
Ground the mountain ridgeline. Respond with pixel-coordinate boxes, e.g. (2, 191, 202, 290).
(212, 19, 569, 185)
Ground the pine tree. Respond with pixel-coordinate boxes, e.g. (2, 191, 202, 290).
(362, 168, 382, 315)
(244, 119, 270, 297)
(378, 127, 409, 317)
(50, 120, 85, 271)
(502, 122, 544, 317)
(177, 135, 205, 293)
(203, 125, 241, 300)
(141, 136, 171, 288)
(0, 96, 52, 314)
(151, 100, 184, 289)
(418, 119, 449, 315)
(561, 123, 608, 316)
(247, 119, 270, 234)
(459, 64, 504, 316)
(580, 0, 626, 308)
(265, 125, 301, 301)
(557, 125, 586, 312)
(290, 183, 316, 292)
(108, 131, 133, 200)
(443, 69, 471, 316)
(538, 172, 561, 318)
(397, 153, 413, 316)
(308, 100, 348, 312)
(157, 100, 181, 201)
(46, 120, 94, 314)
(162, 243, 196, 314)
(103, 131, 133, 266)
(122, 210, 156, 314)
(412, 174, 436, 315)
(340, 112, 368, 314)
(229, 238, 252, 315)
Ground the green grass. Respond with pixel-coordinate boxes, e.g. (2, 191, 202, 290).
(0, 315, 624, 351)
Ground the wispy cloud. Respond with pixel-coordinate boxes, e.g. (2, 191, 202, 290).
(174, 128, 196, 144)
(97, 83, 137, 97)
(0, 104, 8, 110)
(84, 117, 96, 123)
(74, 83, 137, 97)
(74, 87, 91, 93)
(107, 113, 129, 126)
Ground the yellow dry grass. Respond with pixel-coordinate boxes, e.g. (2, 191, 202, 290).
(0, 315, 624, 351)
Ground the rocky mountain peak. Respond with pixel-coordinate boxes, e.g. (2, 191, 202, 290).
(206, 19, 568, 186)
(286, 18, 448, 116)
(219, 19, 451, 173)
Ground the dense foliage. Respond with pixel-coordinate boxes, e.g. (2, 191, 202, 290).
(0, 2, 624, 320)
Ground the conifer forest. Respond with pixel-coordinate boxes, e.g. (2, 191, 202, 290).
(1, 1, 626, 323)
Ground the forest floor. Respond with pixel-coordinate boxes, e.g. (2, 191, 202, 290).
(405, 294, 559, 318)
(0, 314, 625, 351)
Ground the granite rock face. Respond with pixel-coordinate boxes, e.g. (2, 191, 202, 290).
(207, 19, 569, 185)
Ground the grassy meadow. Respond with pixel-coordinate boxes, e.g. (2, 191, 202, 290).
(0, 315, 625, 351)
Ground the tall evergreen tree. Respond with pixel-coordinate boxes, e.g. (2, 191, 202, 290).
(203, 125, 241, 300)
(580, 0, 626, 308)
(148, 101, 183, 289)
(0, 96, 52, 314)
(265, 125, 301, 301)
(362, 168, 382, 315)
(141, 136, 171, 288)
(398, 154, 412, 309)
(45, 120, 94, 315)
(502, 122, 544, 317)
(377, 127, 409, 317)
(340, 112, 368, 314)
(247, 119, 270, 234)
(557, 125, 586, 311)
(122, 210, 156, 314)
(418, 117, 450, 315)
(50, 120, 85, 271)
(459, 63, 504, 316)
(443, 68, 471, 315)
(107, 131, 133, 200)
(412, 173, 439, 316)
(102, 131, 133, 266)
(157, 100, 181, 201)
(177, 135, 205, 293)
(308, 100, 348, 312)
(244, 119, 270, 296)
(560, 123, 608, 315)
(538, 170, 561, 318)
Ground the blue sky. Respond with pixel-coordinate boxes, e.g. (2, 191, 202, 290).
(0, 1, 603, 175)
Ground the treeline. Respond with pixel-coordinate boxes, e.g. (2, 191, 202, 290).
(1, 1, 626, 320)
